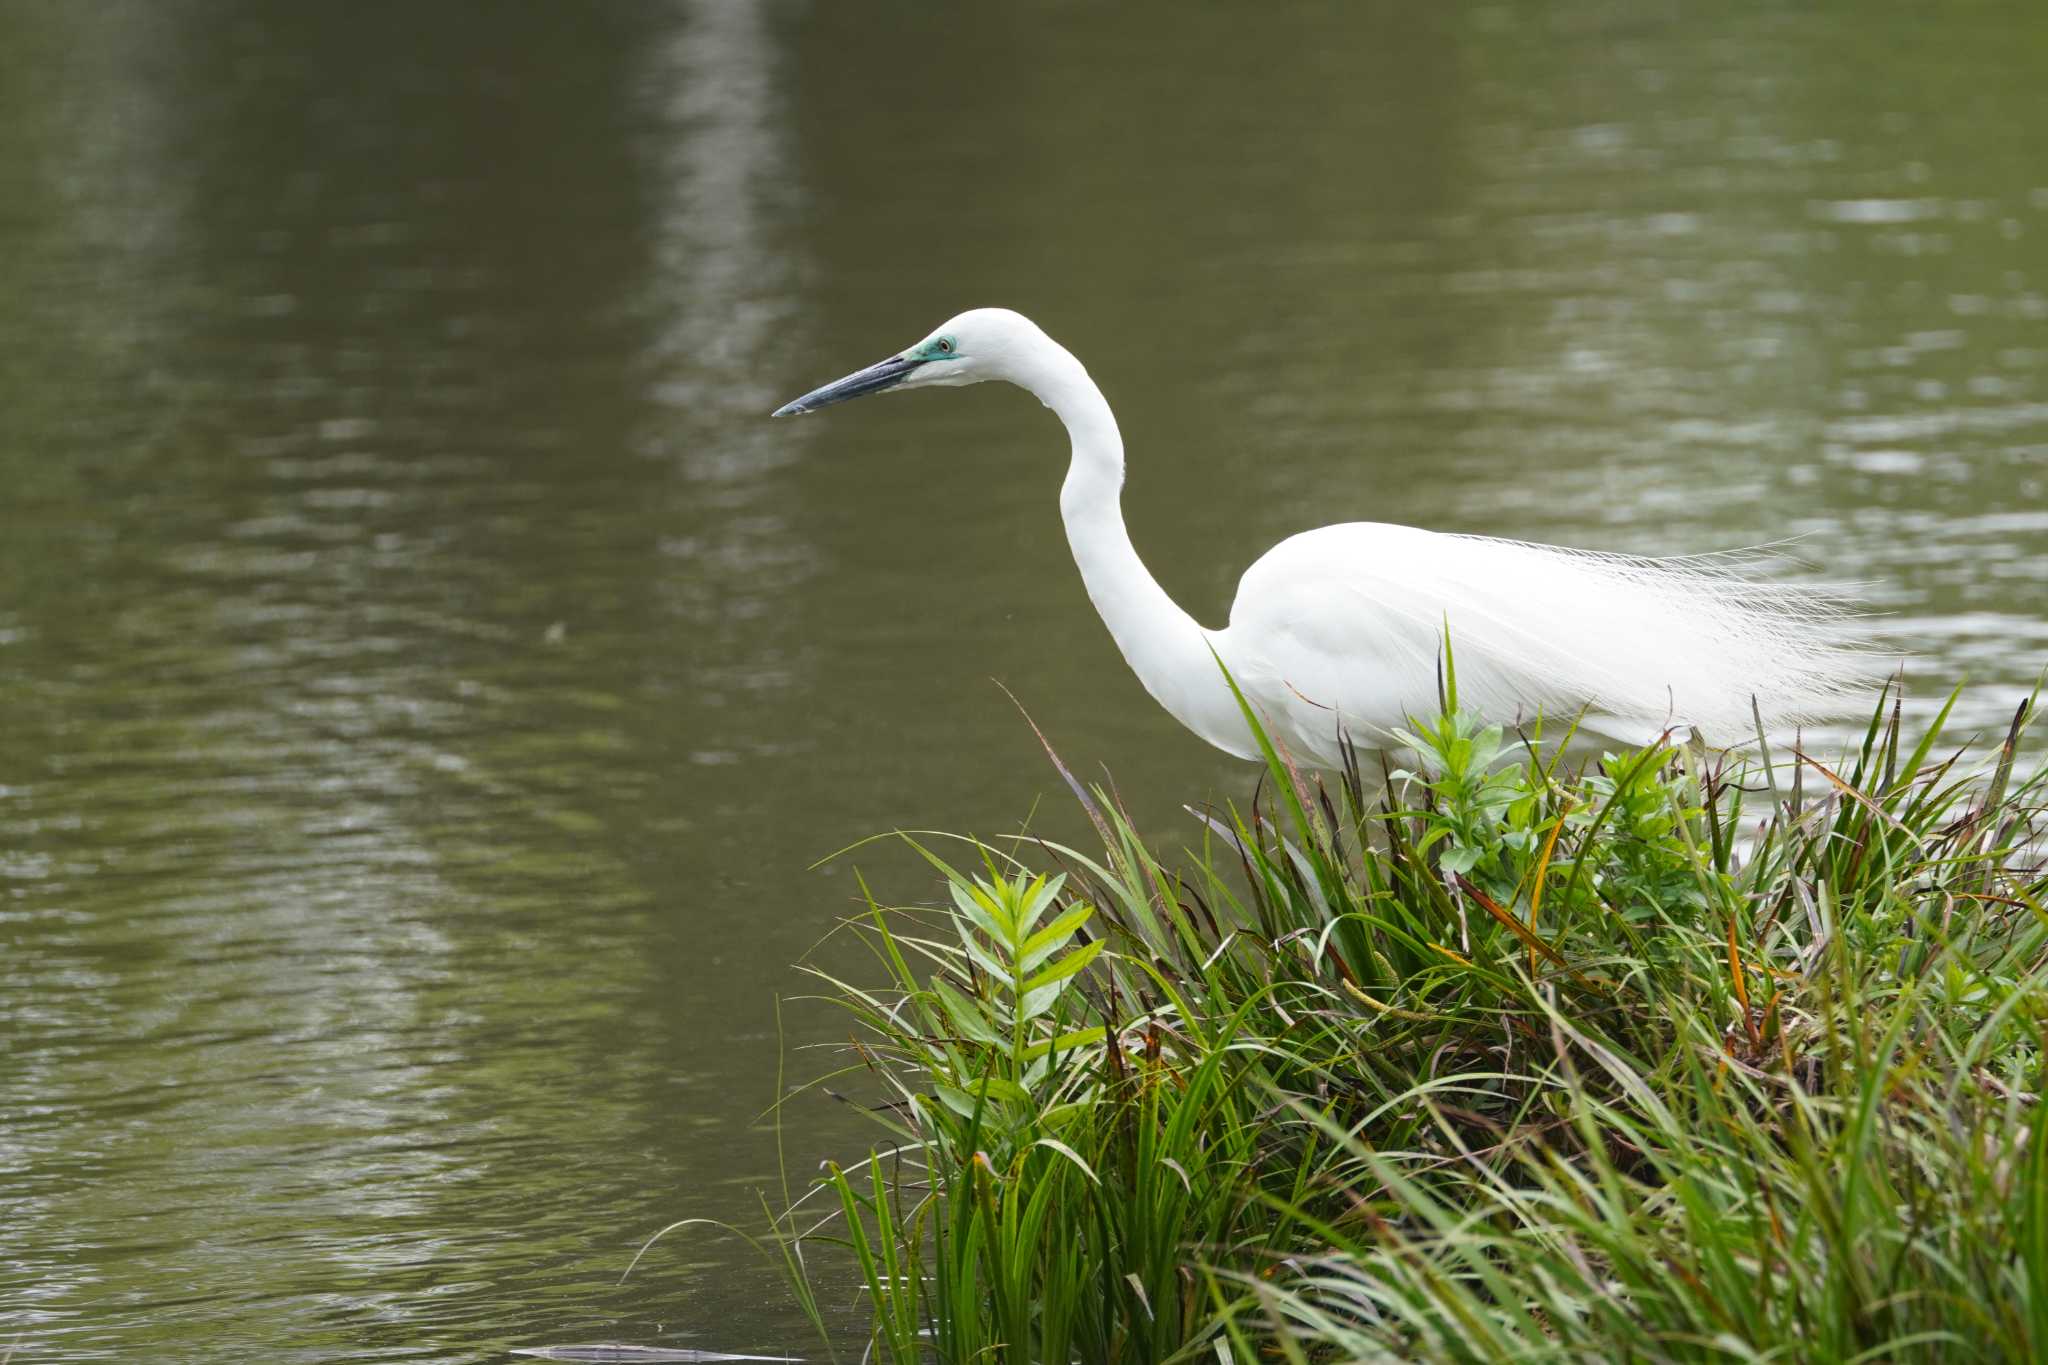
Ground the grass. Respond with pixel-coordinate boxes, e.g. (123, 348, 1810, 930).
(764, 675, 2048, 1362)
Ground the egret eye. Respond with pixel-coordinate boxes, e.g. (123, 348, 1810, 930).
(935, 337, 954, 354)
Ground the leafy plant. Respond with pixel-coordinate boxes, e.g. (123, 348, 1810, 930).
(754, 678, 2048, 1363)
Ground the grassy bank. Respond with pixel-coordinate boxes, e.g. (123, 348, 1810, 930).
(771, 681, 2048, 1362)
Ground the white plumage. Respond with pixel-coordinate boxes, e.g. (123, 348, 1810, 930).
(775, 308, 1873, 769)
(1218, 527, 1863, 765)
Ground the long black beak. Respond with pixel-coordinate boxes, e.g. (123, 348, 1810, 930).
(772, 355, 921, 416)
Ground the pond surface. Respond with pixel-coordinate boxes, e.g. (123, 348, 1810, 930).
(2, 1, 2045, 1358)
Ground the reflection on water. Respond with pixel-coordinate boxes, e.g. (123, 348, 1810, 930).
(2, 1, 2045, 1359)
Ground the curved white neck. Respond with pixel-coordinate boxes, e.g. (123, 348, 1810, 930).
(1016, 342, 1251, 757)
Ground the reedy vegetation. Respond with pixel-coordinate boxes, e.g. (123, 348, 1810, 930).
(773, 677, 2048, 1363)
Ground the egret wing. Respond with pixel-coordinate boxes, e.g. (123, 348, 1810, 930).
(1218, 522, 1868, 760)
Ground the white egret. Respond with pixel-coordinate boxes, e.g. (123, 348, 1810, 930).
(774, 309, 1870, 768)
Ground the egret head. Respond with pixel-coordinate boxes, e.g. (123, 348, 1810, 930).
(771, 308, 1051, 416)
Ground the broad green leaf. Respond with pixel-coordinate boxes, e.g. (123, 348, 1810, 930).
(931, 1082, 979, 1120)
(931, 977, 1000, 1045)
(1013, 872, 1067, 937)
(949, 879, 1010, 943)
(956, 932, 1014, 988)
(969, 1073, 1032, 1105)
(1440, 844, 1481, 875)
(1022, 939, 1103, 996)
(1021, 940, 1103, 1016)
(1019, 903, 1094, 974)
(1019, 1024, 1107, 1063)
(1022, 977, 1079, 1019)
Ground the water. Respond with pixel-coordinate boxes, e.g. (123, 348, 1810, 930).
(2, 1, 2044, 1358)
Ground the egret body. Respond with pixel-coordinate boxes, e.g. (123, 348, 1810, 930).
(774, 309, 1867, 767)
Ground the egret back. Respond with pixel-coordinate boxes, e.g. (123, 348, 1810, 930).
(1215, 522, 1874, 763)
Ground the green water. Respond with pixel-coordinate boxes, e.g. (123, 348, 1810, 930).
(2, 1, 2045, 1358)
